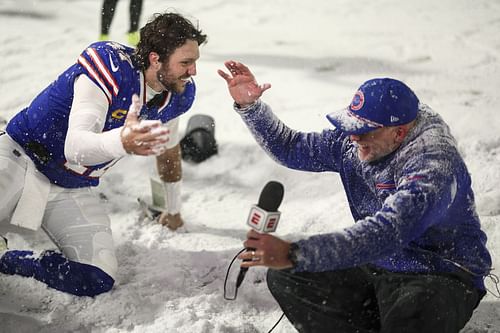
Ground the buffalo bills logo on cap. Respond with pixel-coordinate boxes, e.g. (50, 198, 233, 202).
(350, 90, 364, 111)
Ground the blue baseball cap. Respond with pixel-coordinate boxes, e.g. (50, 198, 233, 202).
(326, 78, 419, 135)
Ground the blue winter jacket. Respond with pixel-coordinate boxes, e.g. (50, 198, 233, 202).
(238, 100, 491, 290)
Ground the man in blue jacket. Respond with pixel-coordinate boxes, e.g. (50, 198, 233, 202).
(0, 12, 206, 297)
(219, 61, 492, 333)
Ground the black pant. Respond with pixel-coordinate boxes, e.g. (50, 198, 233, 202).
(267, 266, 484, 333)
(101, 0, 143, 34)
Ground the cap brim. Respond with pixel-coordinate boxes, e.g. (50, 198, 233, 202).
(326, 108, 380, 135)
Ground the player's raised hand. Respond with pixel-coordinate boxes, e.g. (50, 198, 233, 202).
(121, 94, 169, 155)
(218, 61, 271, 108)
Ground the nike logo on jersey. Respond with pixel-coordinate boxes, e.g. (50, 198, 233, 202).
(109, 54, 119, 72)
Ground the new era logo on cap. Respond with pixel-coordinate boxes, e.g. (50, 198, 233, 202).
(326, 78, 419, 135)
(391, 115, 400, 123)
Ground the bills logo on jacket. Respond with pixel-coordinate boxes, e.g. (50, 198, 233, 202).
(246, 205, 281, 233)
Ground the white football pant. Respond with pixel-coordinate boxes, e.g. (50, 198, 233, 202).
(0, 133, 117, 279)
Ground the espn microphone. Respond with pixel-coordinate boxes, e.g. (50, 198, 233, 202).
(236, 181, 285, 288)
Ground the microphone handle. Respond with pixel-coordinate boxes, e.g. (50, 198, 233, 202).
(236, 247, 255, 288)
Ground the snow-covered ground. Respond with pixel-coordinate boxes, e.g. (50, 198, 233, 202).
(1, 0, 499, 332)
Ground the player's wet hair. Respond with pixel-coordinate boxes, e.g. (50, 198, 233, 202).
(135, 12, 207, 70)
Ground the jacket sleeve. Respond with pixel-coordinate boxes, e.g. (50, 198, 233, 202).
(293, 147, 460, 272)
(237, 100, 346, 173)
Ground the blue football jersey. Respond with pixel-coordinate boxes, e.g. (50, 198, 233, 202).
(7, 41, 196, 188)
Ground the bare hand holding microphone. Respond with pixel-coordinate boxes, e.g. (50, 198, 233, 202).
(235, 181, 294, 289)
(238, 229, 293, 269)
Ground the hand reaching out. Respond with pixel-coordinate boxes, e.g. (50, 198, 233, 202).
(218, 61, 271, 107)
(121, 94, 169, 156)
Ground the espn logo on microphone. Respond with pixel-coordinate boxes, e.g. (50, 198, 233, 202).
(246, 205, 281, 233)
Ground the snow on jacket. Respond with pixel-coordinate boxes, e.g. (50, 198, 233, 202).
(237, 100, 491, 290)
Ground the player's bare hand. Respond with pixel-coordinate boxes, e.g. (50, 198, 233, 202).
(121, 94, 169, 155)
(218, 61, 271, 107)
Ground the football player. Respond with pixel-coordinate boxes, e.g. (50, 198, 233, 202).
(0, 12, 207, 296)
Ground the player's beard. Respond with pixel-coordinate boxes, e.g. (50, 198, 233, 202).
(157, 63, 189, 94)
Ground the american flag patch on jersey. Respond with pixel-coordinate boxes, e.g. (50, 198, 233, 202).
(376, 181, 396, 190)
